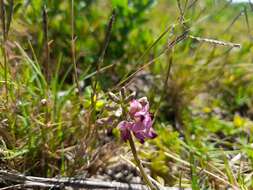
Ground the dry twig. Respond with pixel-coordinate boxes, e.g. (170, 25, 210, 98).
(0, 170, 191, 190)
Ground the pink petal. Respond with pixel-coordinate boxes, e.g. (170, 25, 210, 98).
(131, 121, 145, 133)
(118, 121, 132, 142)
(133, 132, 145, 144)
(129, 99, 142, 116)
(142, 114, 152, 129)
(147, 128, 157, 139)
(138, 97, 149, 111)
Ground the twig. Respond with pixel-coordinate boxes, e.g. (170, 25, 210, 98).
(0, 184, 23, 190)
(0, 170, 190, 190)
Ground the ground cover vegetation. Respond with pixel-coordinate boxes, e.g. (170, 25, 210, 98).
(1, 0, 253, 189)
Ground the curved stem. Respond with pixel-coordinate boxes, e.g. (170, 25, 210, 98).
(128, 133, 157, 190)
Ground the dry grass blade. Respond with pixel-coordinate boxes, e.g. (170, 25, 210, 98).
(177, 0, 188, 24)
(187, 0, 199, 9)
(243, 6, 250, 35)
(164, 152, 240, 190)
(114, 23, 175, 90)
(153, 54, 173, 123)
(224, 10, 243, 33)
(116, 30, 189, 90)
(189, 35, 241, 48)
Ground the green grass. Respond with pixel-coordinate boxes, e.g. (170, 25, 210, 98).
(1, 0, 253, 189)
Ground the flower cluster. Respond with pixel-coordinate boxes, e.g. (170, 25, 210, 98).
(118, 97, 157, 143)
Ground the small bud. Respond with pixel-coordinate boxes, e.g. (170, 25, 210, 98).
(120, 87, 126, 99)
(41, 99, 47, 106)
(108, 92, 120, 103)
(125, 91, 136, 102)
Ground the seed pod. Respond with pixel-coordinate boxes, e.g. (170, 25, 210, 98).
(108, 92, 120, 103)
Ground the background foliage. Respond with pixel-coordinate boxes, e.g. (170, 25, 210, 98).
(1, 0, 253, 189)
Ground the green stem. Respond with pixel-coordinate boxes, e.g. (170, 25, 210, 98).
(1, 0, 8, 104)
(71, 0, 80, 95)
(2, 40, 8, 104)
(128, 133, 157, 190)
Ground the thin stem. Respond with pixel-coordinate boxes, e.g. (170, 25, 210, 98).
(2, 38, 8, 103)
(91, 10, 115, 112)
(71, 0, 80, 95)
(42, 5, 50, 85)
(128, 133, 157, 190)
(1, 0, 8, 104)
(42, 5, 50, 124)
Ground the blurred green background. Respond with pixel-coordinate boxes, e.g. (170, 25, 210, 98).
(1, 0, 253, 189)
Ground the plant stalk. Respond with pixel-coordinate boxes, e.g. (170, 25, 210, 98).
(71, 0, 80, 95)
(128, 133, 157, 190)
(0, 0, 8, 104)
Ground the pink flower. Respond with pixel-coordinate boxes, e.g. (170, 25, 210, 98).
(118, 97, 157, 143)
(129, 97, 149, 117)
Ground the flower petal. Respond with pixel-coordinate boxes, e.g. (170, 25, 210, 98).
(131, 121, 145, 132)
(142, 114, 152, 129)
(147, 128, 157, 139)
(133, 132, 145, 144)
(129, 99, 142, 116)
(118, 121, 132, 142)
